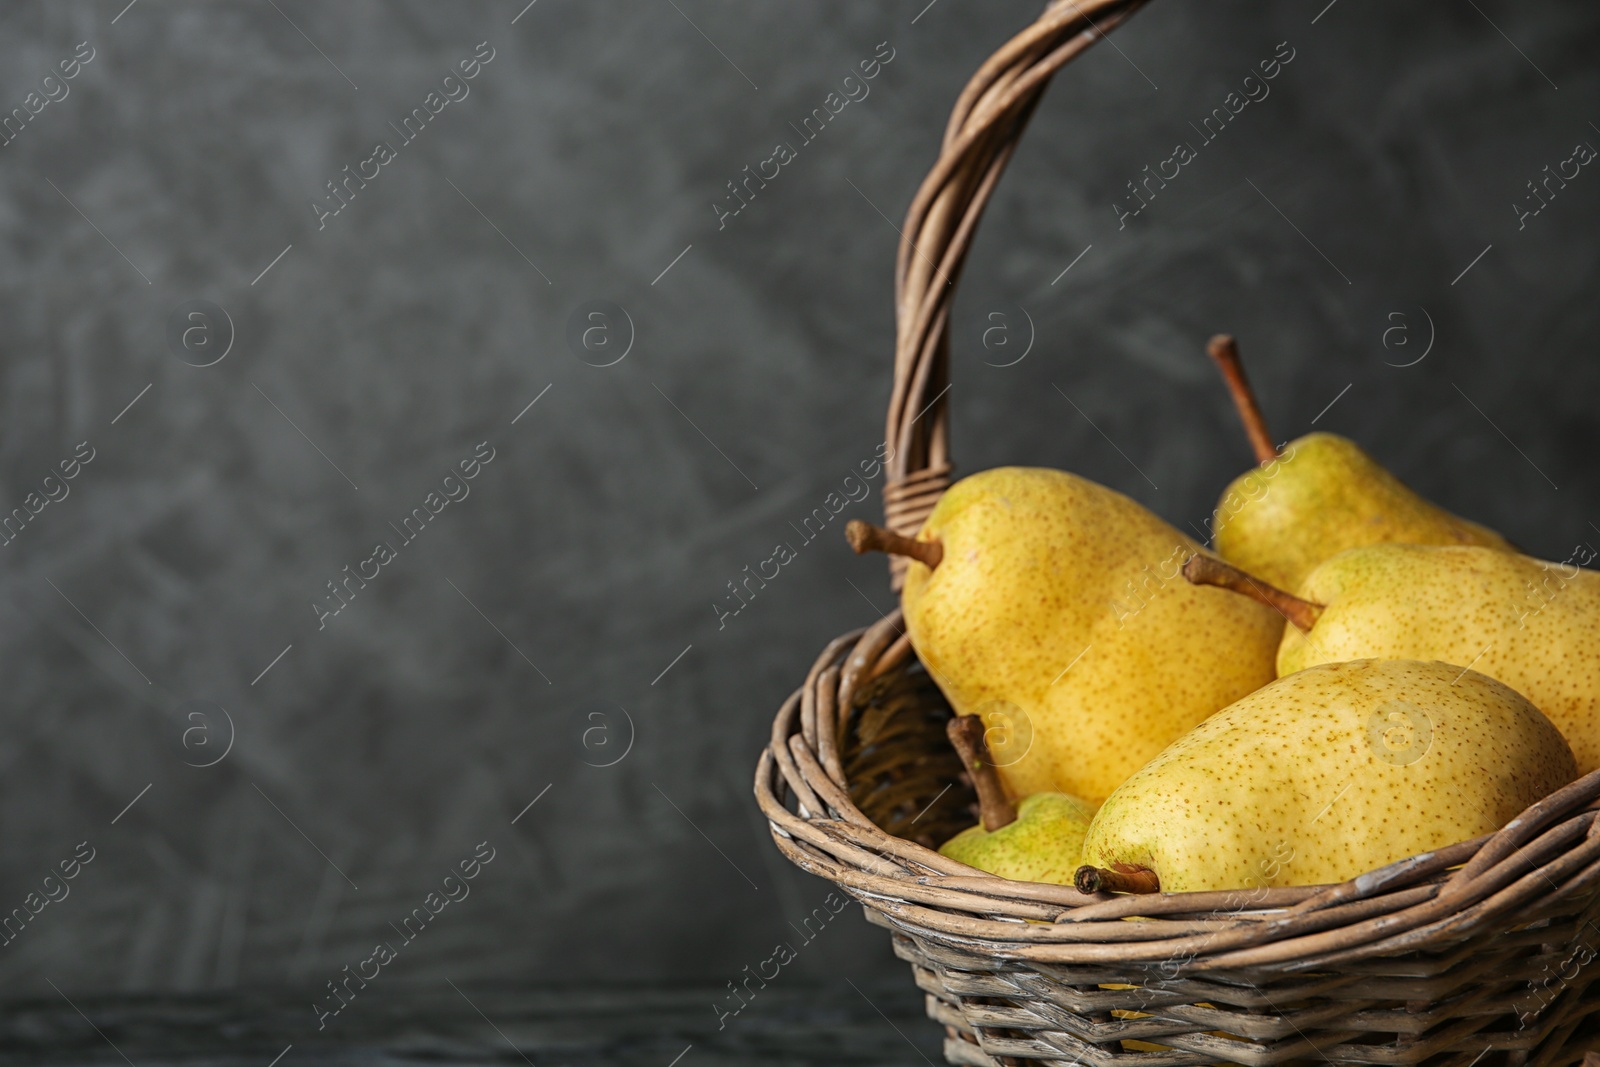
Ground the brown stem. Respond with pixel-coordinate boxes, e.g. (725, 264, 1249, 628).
(945, 715, 1016, 832)
(845, 519, 942, 571)
(1182, 554, 1324, 633)
(1207, 334, 1278, 465)
(1075, 862, 1161, 895)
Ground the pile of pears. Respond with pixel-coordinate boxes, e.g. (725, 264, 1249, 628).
(848, 336, 1589, 895)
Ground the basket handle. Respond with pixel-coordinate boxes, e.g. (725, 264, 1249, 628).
(880, 0, 1149, 588)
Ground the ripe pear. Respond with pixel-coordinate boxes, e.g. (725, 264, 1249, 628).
(1203, 335, 1510, 592)
(1077, 659, 1576, 894)
(1253, 543, 1600, 773)
(936, 715, 1095, 884)
(846, 466, 1282, 802)
(940, 794, 1096, 884)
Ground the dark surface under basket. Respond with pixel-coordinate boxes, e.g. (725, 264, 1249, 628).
(0, 981, 943, 1066)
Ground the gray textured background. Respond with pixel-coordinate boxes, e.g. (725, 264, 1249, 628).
(0, 0, 1595, 1042)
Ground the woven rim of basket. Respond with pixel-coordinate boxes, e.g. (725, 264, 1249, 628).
(756, 612, 1600, 970)
(760, 0, 1600, 972)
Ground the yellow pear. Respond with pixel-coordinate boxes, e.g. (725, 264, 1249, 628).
(1203, 335, 1510, 592)
(936, 715, 1095, 884)
(1077, 659, 1575, 894)
(847, 466, 1281, 802)
(1245, 543, 1600, 773)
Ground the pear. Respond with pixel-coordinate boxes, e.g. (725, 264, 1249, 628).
(936, 715, 1095, 884)
(1204, 335, 1510, 592)
(1077, 659, 1576, 894)
(846, 466, 1282, 802)
(941, 794, 1096, 884)
(1188, 544, 1600, 773)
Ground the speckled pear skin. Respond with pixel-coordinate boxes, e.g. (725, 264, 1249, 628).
(901, 467, 1282, 803)
(938, 793, 1096, 884)
(1214, 432, 1511, 593)
(1280, 544, 1600, 772)
(1080, 659, 1576, 893)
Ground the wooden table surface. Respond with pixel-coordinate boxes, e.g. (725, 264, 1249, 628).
(0, 980, 945, 1066)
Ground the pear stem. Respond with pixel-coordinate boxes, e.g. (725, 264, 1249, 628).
(945, 715, 1016, 832)
(1182, 554, 1324, 633)
(845, 519, 943, 571)
(1207, 334, 1279, 465)
(1075, 863, 1161, 895)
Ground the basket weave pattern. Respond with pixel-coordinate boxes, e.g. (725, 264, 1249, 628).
(756, 3, 1600, 1063)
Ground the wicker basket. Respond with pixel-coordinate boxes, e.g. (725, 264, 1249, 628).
(753, 3, 1600, 1064)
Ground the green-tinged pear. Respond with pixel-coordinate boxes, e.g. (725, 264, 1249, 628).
(1077, 659, 1575, 894)
(936, 716, 1095, 884)
(940, 795, 1097, 884)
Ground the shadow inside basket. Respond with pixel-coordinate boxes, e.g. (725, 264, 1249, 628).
(843, 658, 973, 852)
